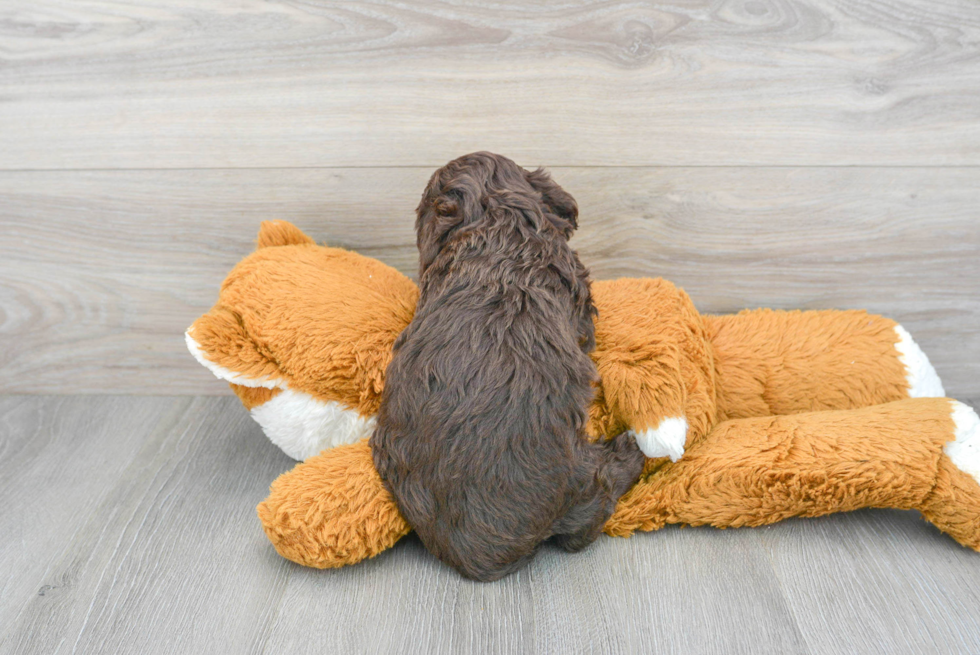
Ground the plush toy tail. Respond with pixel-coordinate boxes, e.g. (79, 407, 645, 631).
(257, 439, 411, 568)
(606, 398, 980, 551)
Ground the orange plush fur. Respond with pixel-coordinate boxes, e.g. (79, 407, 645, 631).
(187, 221, 980, 569)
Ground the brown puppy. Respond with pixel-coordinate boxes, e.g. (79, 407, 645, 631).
(371, 152, 645, 581)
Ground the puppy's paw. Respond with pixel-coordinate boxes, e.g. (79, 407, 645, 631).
(601, 429, 646, 498)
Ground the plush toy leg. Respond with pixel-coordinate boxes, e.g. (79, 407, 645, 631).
(704, 309, 944, 421)
(588, 278, 717, 463)
(257, 439, 410, 568)
(605, 398, 980, 551)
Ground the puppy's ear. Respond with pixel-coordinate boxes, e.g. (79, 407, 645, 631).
(416, 173, 484, 275)
(526, 168, 579, 238)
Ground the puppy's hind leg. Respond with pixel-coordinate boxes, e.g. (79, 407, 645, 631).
(552, 430, 646, 552)
(600, 429, 647, 496)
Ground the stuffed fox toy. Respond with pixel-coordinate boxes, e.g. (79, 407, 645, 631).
(187, 221, 980, 569)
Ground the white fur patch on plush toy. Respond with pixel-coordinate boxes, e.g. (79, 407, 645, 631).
(636, 417, 688, 462)
(894, 325, 945, 398)
(946, 401, 980, 484)
(251, 389, 377, 461)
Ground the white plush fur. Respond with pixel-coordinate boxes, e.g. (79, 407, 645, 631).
(636, 417, 688, 462)
(184, 330, 280, 389)
(893, 325, 945, 398)
(945, 401, 980, 485)
(250, 388, 377, 461)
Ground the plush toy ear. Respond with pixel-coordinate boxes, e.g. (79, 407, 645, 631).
(257, 439, 410, 568)
(186, 305, 284, 387)
(256, 220, 316, 249)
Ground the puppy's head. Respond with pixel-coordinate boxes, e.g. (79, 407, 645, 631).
(415, 152, 578, 276)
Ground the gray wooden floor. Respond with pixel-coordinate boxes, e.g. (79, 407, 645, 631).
(3, 395, 980, 654)
(3, 0, 980, 653)
(0, 396, 980, 653)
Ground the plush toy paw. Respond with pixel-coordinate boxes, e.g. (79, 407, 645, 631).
(635, 417, 688, 462)
(919, 401, 980, 550)
(257, 439, 411, 568)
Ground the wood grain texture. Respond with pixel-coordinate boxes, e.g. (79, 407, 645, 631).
(0, 396, 189, 632)
(0, 396, 296, 655)
(3, 395, 980, 654)
(2, 0, 980, 168)
(1, 167, 977, 396)
(262, 529, 809, 655)
(759, 509, 980, 654)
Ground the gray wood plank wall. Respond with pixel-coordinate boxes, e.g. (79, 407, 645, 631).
(2, 1, 978, 397)
(3, 0, 979, 168)
(3, 168, 978, 395)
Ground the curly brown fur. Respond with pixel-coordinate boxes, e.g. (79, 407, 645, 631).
(371, 152, 645, 581)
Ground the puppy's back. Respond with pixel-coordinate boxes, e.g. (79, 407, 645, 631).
(373, 272, 602, 580)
